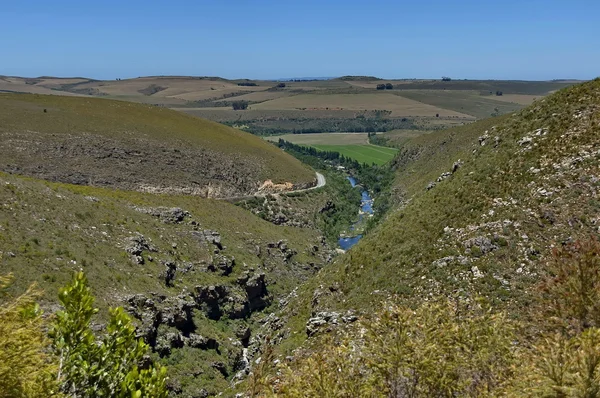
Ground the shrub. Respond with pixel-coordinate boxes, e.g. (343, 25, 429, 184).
(538, 237, 600, 333)
(0, 274, 60, 397)
(232, 100, 249, 110)
(376, 84, 386, 90)
(49, 272, 168, 397)
(385, 83, 393, 90)
(258, 299, 515, 397)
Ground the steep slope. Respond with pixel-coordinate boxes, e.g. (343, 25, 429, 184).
(0, 170, 332, 396)
(0, 93, 314, 198)
(279, 78, 600, 347)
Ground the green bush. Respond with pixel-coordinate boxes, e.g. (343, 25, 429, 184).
(0, 274, 60, 397)
(49, 272, 168, 397)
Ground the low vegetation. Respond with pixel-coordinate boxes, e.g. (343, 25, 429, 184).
(251, 237, 600, 397)
(1, 271, 168, 398)
(0, 93, 314, 197)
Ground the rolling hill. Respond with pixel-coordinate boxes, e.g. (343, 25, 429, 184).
(0, 93, 315, 198)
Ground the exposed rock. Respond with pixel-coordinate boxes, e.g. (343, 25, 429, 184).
(471, 266, 484, 279)
(238, 272, 270, 311)
(156, 332, 184, 356)
(452, 159, 463, 173)
(306, 310, 358, 337)
(124, 233, 158, 264)
(236, 326, 251, 347)
(191, 229, 223, 250)
(207, 255, 235, 276)
(193, 285, 251, 320)
(463, 236, 498, 256)
(126, 294, 162, 346)
(133, 206, 189, 224)
(436, 171, 452, 182)
(161, 260, 177, 287)
(478, 132, 489, 146)
(186, 333, 219, 350)
(426, 182, 436, 191)
(432, 255, 470, 268)
(161, 295, 195, 333)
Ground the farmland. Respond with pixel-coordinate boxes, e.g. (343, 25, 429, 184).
(312, 144, 398, 165)
(0, 75, 578, 136)
(267, 133, 398, 165)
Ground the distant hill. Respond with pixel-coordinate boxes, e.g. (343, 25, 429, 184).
(0, 93, 315, 197)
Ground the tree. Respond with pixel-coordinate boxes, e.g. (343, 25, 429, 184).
(232, 100, 249, 110)
(0, 274, 60, 397)
(49, 272, 168, 398)
(385, 83, 393, 90)
(277, 83, 286, 88)
(376, 84, 386, 90)
(442, 76, 452, 81)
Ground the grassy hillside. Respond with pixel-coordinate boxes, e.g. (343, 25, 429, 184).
(0, 93, 314, 197)
(275, 78, 600, 352)
(0, 170, 333, 396)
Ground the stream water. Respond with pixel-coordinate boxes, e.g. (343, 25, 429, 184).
(337, 176, 374, 250)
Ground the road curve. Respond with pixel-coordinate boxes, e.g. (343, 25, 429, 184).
(315, 172, 326, 188)
(220, 172, 326, 202)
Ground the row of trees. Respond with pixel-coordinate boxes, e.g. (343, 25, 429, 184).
(0, 272, 168, 397)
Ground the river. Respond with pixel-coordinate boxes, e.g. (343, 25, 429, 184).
(338, 176, 374, 250)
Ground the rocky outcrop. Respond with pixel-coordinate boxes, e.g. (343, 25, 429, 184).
(306, 311, 358, 337)
(191, 229, 223, 251)
(207, 255, 234, 276)
(124, 233, 158, 264)
(133, 206, 189, 224)
(237, 272, 270, 311)
(463, 236, 498, 256)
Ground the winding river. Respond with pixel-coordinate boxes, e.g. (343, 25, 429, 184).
(338, 176, 374, 250)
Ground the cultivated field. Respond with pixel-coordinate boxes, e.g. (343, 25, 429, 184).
(312, 144, 398, 165)
(395, 90, 523, 118)
(251, 93, 474, 118)
(266, 132, 398, 165)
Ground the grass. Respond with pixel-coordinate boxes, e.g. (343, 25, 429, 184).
(312, 144, 398, 165)
(0, 93, 315, 192)
(395, 90, 525, 118)
(0, 169, 328, 396)
(266, 132, 398, 164)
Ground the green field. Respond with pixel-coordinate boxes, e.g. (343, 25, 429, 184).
(311, 144, 398, 165)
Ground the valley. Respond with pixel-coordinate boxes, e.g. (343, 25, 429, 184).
(1, 76, 598, 398)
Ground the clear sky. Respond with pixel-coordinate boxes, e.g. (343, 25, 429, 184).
(1, 0, 598, 80)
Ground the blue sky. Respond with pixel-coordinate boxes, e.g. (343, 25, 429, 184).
(1, 0, 598, 80)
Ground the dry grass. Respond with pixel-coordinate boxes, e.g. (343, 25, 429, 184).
(215, 90, 291, 103)
(489, 94, 541, 105)
(251, 93, 473, 118)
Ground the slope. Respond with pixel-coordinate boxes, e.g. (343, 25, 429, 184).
(278, 78, 600, 348)
(0, 170, 333, 396)
(0, 93, 314, 198)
